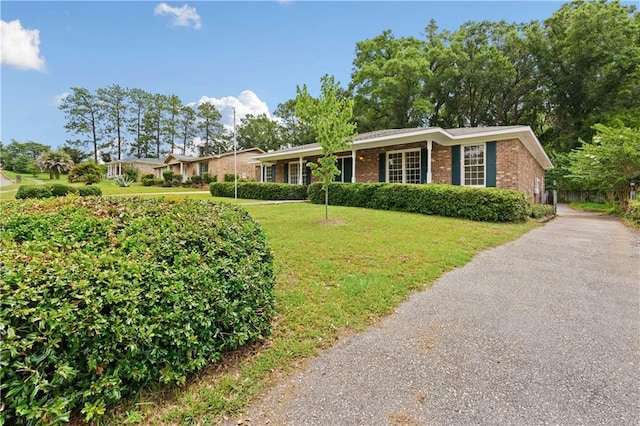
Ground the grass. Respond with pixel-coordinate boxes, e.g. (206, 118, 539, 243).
(569, 201, 616, 213)
(98, 201, 539, 425)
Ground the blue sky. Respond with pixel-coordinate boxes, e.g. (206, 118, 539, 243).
(2, 1, 569, 151)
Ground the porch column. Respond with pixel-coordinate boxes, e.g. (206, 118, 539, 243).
(260, 164, 264, 183)
(351, 149, 356, 183)
(299, 157, 303, 185)
(180, 163, 185, 181)
(427, 140, 433, 183)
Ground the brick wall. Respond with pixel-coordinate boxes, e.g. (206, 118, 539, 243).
(496, 138, 545, 203)
(431, 143, 451, 184)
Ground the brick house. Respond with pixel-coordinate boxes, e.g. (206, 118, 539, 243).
(106, 158, 164, 182)
(152, 148, 264, 182)
(252, 126, 553, 203)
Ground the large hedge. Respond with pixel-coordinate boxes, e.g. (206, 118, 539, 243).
(0, 197, 275, 424)
(308, 182, 530, 222)
(625, 200, 640, 226)
(15, 184, 102, 199)
(210, 182, 308, 200)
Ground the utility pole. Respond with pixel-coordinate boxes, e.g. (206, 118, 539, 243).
(233, 107, 238, 200)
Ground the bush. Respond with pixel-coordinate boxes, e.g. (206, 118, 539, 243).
(307, 183, 530, 222)
(224, 173, 238, 182)
(114, 176, 133, 187)
(529, 204, 554, 219)
(76, 186, 102, 197)
(172, 174, 183, 185)
(141, 177, 154, 186)
(154, 178, 164, 186)
(162, 170, 174, 184)
(49, 183, 77, 197)
(625, 200, 640, 226)
(202, 173, 216, 184)
(68, 162, 102, 185)
(15, 185, 52, 199)
(0, 197, 275, 424)
(123, 166, 138, 182)
(191, 174, 203, 185)
(210, 182, 308, 200)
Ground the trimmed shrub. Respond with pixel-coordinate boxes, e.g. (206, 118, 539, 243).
(154, 178, 165, 186)
(49, 184, 77, 197)
(141, 177, 155, 186)
(15, 185, 52, 199)
(210, 182, 308, 200)
(76, 186, 102, 197)
(530, 204, 554, 219)
(143, 173, 155, 180)
(68, 162, 102, 185)
(307, 182, 530, 222)
(162, 170, 174, 184)
(0, 197, 275, 424)
(191, 174, 203, 185)
(224, 173, 238, 182)
(203, 173, 216, 184)
(625, 200, 640, 226)
(123, 166, 138, 182)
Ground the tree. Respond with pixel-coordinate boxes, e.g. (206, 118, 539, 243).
(59, 87, 103, 162)
(273, 99, 317, 147)
(68, 162, 103, 185)
(350, 30, 432, 132)
(196, 102, 226, 156)
(163, 95, 182, 153)
(236, 113, 283, 151)
(568, 124, 640, 210)
(530, 0, 640, 151)
(61, 145, 91, 165)
(127, 88, 152, 158)
(0, 140, 50, 172)
(144, 94, 168, 158)
(178, 105, 197, 155)
(97, 84, 129, 161)
(296, 74, 357, 220)
(36, 150, 75, 179)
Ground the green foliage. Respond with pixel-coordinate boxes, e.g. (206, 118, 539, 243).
(36, 150, 75, 179)
(529, 204, 554, 219)
(141, 177, 155, 186)
(224, 173, 238, 182)
(15, 185, 52, 199)
(190, 174, 203, 185)
(162, 170, 174, 184)
(123, 166, 138, 182)
(76, 186, 102, 197)
(197, 103, 227, 156)
(0, 140, 51, 173)
(210, 182, 308, 200)
(202, 173, 216, 184)
(115, 176, 133, 187)
(68, 162, 103, 185)
(307, 183, 530, 222)
(49, 183, 77, 197)
(625, 200, 640, 226)
(0, 197, 275, 424)
(236, 113, 284, 151)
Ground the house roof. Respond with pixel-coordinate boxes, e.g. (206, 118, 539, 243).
(152, 148, 266, 168)
(252, 126, 553, 170)
(106, 158, 164, 165)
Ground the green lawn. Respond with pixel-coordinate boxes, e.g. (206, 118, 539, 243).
(569, 201, 616, 213)
(102, 201, 539, 425)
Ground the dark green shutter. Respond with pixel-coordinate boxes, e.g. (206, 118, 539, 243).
(283, 163, 289, 183)
(344, 157, 353, 183)
(305, 164, 312, 185)
(451, 145, 460, 185)
(485, 142, 496, 187)
(420, 147, 428, 183)
(271, 165, 276, 182)
(378, 153, 386, 182)
(335, 158, 342, 182)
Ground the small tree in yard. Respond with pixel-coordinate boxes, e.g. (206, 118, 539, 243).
(36, 150, 75, 179)
(569, 124, 640, 211)
(68, 162, 103, 185)
(295, 74, 356, 220)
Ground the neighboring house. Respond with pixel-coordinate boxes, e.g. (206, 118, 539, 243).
(152, 148, 265, 182)
(106, 158, 164, 181)
(251, 126, 553, 203)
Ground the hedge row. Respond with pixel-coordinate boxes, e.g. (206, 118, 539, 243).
(308, 182, 530, 222)
(529, 204, 554, 219)
(0, 197, 275, 424)
(15, 184, 102, 199)
(625, 200, 640, 226)
(210, 182, 308, 200)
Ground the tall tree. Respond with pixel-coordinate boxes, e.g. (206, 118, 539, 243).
(178, 105, 197, 155)
(127, 88, 152, 158)
(530, 0, 640, 151)
(97, 84, 129, 160)
(296, 74, 357, 220)
(236, 113, 283, 151)
(164, 95, 183, 153)
(196, 102, 226, 156)
(273, 99, 317, 146)
(59, 87, 103, 162)
(350, 30, 432, 132)
(60, 145, 90, 165)
(145, 94, 168, 158)
(0, 140, 50, 172)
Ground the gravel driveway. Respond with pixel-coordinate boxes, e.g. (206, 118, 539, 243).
(237, 205, 640, 425)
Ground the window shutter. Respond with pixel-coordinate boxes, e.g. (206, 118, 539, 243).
(378, 153, 386, 182)
(306, 164, 312, 185)
(486, 141, 496, 187)
(335, 158, 342, 182)
(344, 157, 353, 183)
(420, 147, 428, 183)
(283, 163, 289, 183)
(451, 145, 460, 185)
(271, 165, 276, 182)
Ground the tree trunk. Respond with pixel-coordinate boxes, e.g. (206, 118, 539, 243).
(325, 187, 329, 220)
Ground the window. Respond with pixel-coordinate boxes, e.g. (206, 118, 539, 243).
(265, 166, 274, 182)
(387, 150, 421, 184)
(288, 162, 307, 184)
(198, 162, 209, 175)
(335, 157, 352, 183)
(463, 144, 485, 186)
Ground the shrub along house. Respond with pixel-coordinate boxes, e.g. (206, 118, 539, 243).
(252, 126, 553, 203)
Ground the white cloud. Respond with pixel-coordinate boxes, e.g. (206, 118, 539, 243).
(192, 90, 271, 133)
(154, 3, 202, 30)
(53, 91, 69, 105)
(0, 19, 46, 71)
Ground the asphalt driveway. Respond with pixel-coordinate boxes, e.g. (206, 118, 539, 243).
(239, 205, 640, 425)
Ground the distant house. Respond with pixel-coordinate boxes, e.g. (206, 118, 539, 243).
(106, 158, 164, 181)
(251, 126, 553, 203)
(152, 148, 265, 182)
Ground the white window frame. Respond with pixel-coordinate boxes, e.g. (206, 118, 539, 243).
(288, 162, 307, 184)
(461, 143, 486, 187)
(265, 166, 274, 182)
(386, 148, 421, 184)
(198, 162, 209, 175)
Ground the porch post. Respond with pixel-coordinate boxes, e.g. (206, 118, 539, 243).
(427, 140, 433, 183)
(299, 157, 303, 185)
(351, 149, 357, 183)
(260, 164, 264, 183)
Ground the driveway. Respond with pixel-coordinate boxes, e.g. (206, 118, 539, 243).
(0, 172, 13, 186)
(238, 205, 640, 425)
